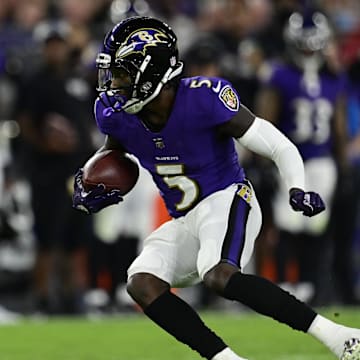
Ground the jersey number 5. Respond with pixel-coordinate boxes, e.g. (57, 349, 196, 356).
(156, 164, 199, 211)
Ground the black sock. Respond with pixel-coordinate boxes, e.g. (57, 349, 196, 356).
(144, 290, 227, 359)
(223, 272, 317, 332)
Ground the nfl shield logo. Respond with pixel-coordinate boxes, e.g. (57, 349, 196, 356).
(153, 137, 165, 149)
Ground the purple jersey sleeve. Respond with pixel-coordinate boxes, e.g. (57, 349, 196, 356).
(182, 76, 241, 128)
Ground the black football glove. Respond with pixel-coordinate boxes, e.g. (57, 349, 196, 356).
(72, 169, 123, 214)
(289, 188, 325, 217)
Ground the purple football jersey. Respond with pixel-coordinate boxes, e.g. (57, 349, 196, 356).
(95, 76, 245, 218)
(266, 63, 347, 160)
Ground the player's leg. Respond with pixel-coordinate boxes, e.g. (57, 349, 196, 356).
(198, 183, 360, 359)
(31, 181, 64, 314)
(126, 219, 248, 360)
(127, 273, 246, 359)
(204, 262, 360, 359)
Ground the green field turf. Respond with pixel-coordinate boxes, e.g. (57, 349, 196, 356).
(0, 307, 359, 360)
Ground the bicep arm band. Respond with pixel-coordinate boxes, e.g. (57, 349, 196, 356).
(237, 117, 305, 190)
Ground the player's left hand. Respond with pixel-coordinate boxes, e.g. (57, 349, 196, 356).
(289, 188, 325, 217)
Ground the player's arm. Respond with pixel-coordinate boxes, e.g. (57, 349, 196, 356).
(218, 104, 305, 190)
(218, 105, 325, 216)
(72, 135, 125, 214)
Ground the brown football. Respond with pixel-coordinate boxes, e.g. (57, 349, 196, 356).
(82, 150, 139, 195)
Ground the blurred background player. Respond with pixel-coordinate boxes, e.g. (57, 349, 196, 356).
(15, 22, 96, 314)
(331, 51, 360, 305)
(255, 7, 349, 305)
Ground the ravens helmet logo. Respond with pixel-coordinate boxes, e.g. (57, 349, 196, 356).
(116, 28, 169, 58)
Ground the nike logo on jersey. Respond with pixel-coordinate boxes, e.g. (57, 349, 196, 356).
(212, 81, 222, 93)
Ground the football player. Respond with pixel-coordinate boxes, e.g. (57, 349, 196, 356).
(255, 8, 349, 303)
(73, 16, 360, 360)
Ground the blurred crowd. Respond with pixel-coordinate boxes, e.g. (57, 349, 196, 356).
(0, 0, 359, 319)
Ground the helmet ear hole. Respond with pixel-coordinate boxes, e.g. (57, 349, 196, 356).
(96, 16, 183, 113)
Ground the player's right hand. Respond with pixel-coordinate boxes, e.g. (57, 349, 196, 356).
(72, 168, 123, 214)
(289, 188, 325, 217)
